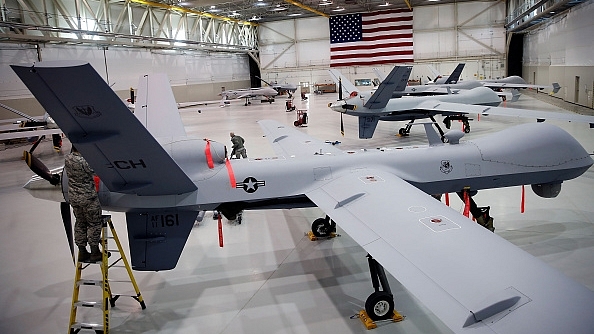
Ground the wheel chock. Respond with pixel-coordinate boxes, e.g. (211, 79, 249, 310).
(307, 231, 338, 241)
(392, 309, 405, 322)
(358, 310, 377, 330)
(357, 309, 404, 330)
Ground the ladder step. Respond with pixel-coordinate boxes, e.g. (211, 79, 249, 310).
(71, 322, 102, 330)
(77, 279, 102, 286)
(74, 300, 102, 309)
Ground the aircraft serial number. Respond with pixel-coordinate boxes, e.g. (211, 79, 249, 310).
(150, 214, 179, 228)
(107, 159, 147, 169)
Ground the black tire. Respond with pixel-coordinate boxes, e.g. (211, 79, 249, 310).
(464, 123, 471, 133)
(311, 218, 330, 237)
(365, 292, 394, 321)
(398, 128, 405, 135)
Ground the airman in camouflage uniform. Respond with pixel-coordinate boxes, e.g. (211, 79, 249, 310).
(64, 146, 103, 262)
(230, 132, 247, 159)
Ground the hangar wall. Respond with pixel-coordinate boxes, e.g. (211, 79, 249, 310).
(523, 0, 594, 108)
(0, 44, 250, 119)
(259, 1, 507, 92)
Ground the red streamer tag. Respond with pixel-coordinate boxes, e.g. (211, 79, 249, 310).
(521, 185, 525, 213)
(204, 140, 214, 169)
(218, 214, 224, 247)
(225, 158, 236, 188)
(93, 175, 100, 193)
(445, 193, 450, 206)
(463, 191, 470, 218)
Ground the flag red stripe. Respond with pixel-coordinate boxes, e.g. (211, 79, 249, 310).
(331, 41, 413, 52)
(330, 58, 413, 67)
(363, 25, 413, 34)
(331, 50, 413, 60)
(364, 16, 413, 25)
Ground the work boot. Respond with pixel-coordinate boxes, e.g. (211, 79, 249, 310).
(89, 245, 102, 262)
(78, 246, 90, 262)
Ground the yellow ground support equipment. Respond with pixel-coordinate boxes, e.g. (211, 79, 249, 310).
(357, 309, 404, 330)
(68, 215, 145, 333)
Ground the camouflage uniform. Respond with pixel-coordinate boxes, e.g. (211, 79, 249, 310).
(64, 151, 102, 247)
(230, 133, 247, 159)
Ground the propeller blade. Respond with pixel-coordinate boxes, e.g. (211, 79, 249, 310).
(340, 112, 344, 137)
(60, 202, 75, 265)
(29, 135, 46, 154)
(23, 151, 60, 185)
(338, 78, 343, 101)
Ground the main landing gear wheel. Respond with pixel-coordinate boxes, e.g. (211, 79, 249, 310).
(363, 254, 396, 321)
(365, 291, 395, 321)
(463, 121, 471, 133)
(311, 218, 331, 238)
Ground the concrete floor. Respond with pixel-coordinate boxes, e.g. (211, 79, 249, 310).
(1, 89, 593, 334)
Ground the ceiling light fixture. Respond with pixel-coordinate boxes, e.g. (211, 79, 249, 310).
(271, 5, 288, 11)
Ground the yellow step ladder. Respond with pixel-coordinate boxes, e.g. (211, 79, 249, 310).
(68, 215, 146, 334)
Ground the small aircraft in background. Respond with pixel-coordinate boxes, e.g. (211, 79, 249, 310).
(14, 61, 594, 334)
(220, 86, 278, 106)
(481, 75, 561, 93)
(329, 66, 592, 139)
(425, 63, 465, 84)
(256, 76, 298, 97)
(423, 63, 560, 94)
(330, 66, 501, 138)
(371, 64, 519, 102)
(0, 102, 62, 150)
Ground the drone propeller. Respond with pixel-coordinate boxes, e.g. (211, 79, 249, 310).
(60, 201, 75, 264)
(23, 150, 60, 186)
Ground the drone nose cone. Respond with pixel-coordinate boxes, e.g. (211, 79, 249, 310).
(24, 176, 65, 202)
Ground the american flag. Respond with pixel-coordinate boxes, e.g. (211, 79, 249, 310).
(329, 9, 414, 67)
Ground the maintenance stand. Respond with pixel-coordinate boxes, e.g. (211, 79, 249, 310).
(68, 215, 145, 333)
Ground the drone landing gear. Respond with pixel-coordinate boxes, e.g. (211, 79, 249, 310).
(244, 98, 252, 106)
(443, 115, 471, 134)
(398, 116, 447, 142)
(308, 215, 338, 240)
(357, 254, 404, 329)
(457, 190, 495, 232)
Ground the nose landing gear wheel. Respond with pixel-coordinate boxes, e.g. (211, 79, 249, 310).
(365, 291, 395, 321)
(311, 218, 331, 238)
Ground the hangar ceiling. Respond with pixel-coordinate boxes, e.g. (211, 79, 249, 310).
(168, 0, 478, 23)
(0, 0, 588, 54)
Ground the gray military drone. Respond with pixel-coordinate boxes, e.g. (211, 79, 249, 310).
(329, 66, 588, 139)
(14, 61, 594, 334)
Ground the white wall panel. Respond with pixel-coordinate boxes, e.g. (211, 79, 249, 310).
(458, 1, 505, 26)
(259, 17, 329, 70)
(0, 44, 249, 99)
(296, 17, 330, 40)
(523, 1, 594, 107)
(524, 1, 594, 67)
(413, 4, 456, 30)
